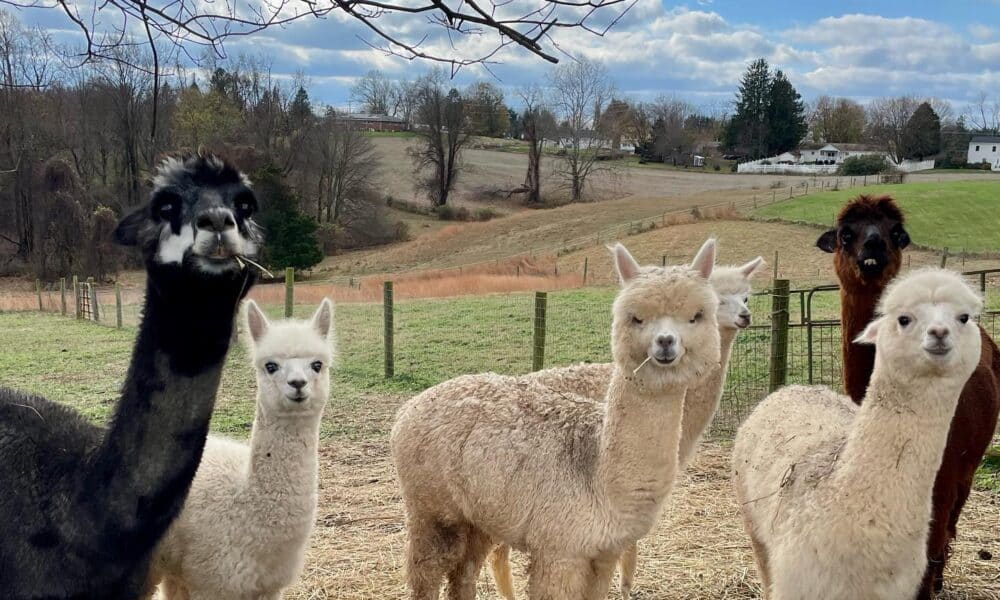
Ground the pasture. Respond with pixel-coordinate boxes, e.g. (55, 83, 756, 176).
(753, 180, 1000, 252)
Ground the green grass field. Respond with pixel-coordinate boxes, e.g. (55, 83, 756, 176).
(753, 180, 1000, 252)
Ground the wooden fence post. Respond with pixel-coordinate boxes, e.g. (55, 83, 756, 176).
(115, 283, 123, 329)
(772, 250, 779, 280)
(661, 255, 666, 267)
(36, 279, 42, 311)
(284, 267, 294, 317)
(582, 257, 588, 286)
(980, 272, 987, 293)
(940, 248, 949, 268)
(383, 281, 394, 378)
(72, 275, 80, 319)
(88, 278, 99, 323)
(768, 279, 790, 393)
(532, 291, 547, 371)
(60, 278, 66, 315)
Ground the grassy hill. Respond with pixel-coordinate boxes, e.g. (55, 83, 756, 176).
(753, 180, 1000, 253)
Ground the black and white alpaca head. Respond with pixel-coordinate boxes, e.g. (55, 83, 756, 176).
(114, 152, 262, 277)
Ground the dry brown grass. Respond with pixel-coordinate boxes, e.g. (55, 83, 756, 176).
(285, 438, 1000, 599)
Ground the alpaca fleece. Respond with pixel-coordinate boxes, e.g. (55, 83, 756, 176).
(733, 269, 984, 600)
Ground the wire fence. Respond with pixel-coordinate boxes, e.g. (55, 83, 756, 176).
(9, 268, 1000, 439)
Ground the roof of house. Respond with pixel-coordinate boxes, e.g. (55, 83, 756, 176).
(834, 143, 883, 152)
(340, 112, 406, 123)
(970, 134, 1000, 143)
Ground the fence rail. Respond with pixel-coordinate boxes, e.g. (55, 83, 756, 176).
(10, 267, 1000, 438)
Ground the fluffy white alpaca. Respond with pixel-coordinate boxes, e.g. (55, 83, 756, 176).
(489, 246, 766, 599)
(732, 269, 983, 600)
(391, 242, 721, 600)
(146, 299, 334, 600)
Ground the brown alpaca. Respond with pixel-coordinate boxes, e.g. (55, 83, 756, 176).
(818, 195, 1000, 598)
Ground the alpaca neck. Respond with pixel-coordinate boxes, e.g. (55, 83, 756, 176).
(246, 401, 322, 520)
(833, 365, 964, 539)
(678, 327, 737, 469)
(596, 366, 686, 540)
(83, 274, 243, 555)
(839, 283, 881, 403)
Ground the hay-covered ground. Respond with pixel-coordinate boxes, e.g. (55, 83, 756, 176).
(286, 438, 1000, 600)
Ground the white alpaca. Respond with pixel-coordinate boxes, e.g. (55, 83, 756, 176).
(146, 299, 335, 600)
(732, 268, 983, 600)
(391, 242, 722, 599)
(489, 245, 765, 599)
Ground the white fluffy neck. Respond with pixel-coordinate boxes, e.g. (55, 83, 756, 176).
(596, 365, 687, 542)
(677, 327, 738, 470)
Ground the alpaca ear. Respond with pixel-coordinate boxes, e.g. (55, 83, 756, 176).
(853, 317, 882, 345)
(113, 206, 147, 246)
(690, 238, 716, 279)
(245, 300, 270, 342)
(816, 230, 837, 253)
(311, 298, 334, 339)
(611, 243, 641, 285)
(740, 256, 766, 278)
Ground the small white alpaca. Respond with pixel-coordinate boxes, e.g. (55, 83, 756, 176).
(391, 242, 722, 599)
(489, 244, 765, 599)
(146, 299, 334, 600)
(732, 268, 983, 600)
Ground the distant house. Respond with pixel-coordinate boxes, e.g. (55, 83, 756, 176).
(339, 113, 408, 132)
(795, 142, 886, 164)
(967, 135, 1000, 170)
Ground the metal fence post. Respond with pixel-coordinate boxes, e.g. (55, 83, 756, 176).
(383, 281, 394, 378)
(88, 278, 99, 323)
(769, 279, 790, 393)
(532, 291, 547, 371)
(60, 278, 66, 315)
(284, 267, 294, 318)
(36, 279, 42, 311)
(72, 275, 80, 319)
(115, 283, 123, 329)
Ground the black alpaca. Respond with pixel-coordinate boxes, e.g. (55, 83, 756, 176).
(0, 153, 262, 599)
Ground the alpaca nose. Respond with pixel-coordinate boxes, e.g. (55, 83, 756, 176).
(656, 334, 676, 349)
(863, 231, 883, 249)
(195, 208, 236, 233)
(288, 378, 307, 390)
(928, 326, 950, 340)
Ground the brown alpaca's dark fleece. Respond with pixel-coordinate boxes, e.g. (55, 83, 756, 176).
(819, 195, 1000, 599)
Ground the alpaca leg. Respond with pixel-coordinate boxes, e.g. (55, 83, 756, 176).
(936, 479, 974, 592)
(919, 482, 958, 600)
(406, 517, 465, 600)
(618, 542, 637, 599)
(160, 576, 192, 600)
(747, 530, 772, 599)
(445, 526, 492, 600)
(527, 555, 615, 600)
(488, 545, 517, 600)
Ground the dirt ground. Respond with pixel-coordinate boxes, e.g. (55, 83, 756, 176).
(280, 391, 1000, 600)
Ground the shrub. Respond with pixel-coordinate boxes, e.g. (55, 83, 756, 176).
(730, 163, 738, 172)
(474, 208, 497, 221)
(760, 160, 772, 165)
(713, 164, 721, 172)
(837, 155, 889, 176)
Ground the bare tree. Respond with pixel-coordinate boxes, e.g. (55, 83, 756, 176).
(866, 96, 919, 162)
(513, 84, 556, 204)
(550, 57, 614, 202)
(967, 92, 1000, 133)
(314, 112, 381, 223)
(648, 96, 693, 164)
(390, 79, 418, 125)
(410, 70, 469, 207)
(3, 0, 634, 72)
(351, 70, 394, 115)
(809, 96, 865, 143)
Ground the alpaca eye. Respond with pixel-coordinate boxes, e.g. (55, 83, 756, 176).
(311, 361, 323, 373)
(631, 315, 643, 325)
(958, 314, 970, 324)
(840, 230, 853, 243)
(265, 362, 279, 374)
(743, 296, 749, 304)
(897, 316, 911, 327)
(690, 310, 703, 324)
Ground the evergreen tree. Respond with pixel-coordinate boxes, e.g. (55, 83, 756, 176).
(289, 87, 313, 130)
(727, 58, 772, 158)
(766, 70, 808, 154)
(901, 102, 942, 160)
(253, 165, 324, 272)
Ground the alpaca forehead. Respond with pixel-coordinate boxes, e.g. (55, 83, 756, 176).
(253, 324, 334, 362)
(615, 275, 716, 316)
(880, 270, 981, 315)
(710, 267, 752, 296)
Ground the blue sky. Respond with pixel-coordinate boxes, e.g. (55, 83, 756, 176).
(19, 0, 1000, 114)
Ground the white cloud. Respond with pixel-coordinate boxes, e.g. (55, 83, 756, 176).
(969, 24, 994, 40)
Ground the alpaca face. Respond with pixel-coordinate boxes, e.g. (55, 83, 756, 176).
(246, 299, 335, 417)
(816, 195, 909, 283)
(114, 153, 263, 277)
(856, 269, 982, 379)
(711, 257, 764, 331)
(611, 243, 721, 389)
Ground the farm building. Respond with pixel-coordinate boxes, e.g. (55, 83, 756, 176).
(796, 142, 888, 164)
(339, 113, 408, 132)
(967, 134, 1000, 170)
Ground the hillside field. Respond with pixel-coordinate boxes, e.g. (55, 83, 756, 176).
(753, 180, 1000, 252)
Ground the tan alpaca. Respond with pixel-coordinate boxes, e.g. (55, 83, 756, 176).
(489, 245, 766, 599)
(732, 268, 984, 600)
(391, 242, 722, 600)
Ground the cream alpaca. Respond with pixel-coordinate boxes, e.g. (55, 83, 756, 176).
(490, 246, 765, 599)
(146, 299, 335, 600)
(391, 242, 721, 599)
(732, 268, 983, 600)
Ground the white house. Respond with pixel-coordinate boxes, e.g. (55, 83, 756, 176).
(967, 135, 1000, 170)
(738, 141, 929, 174)
(795, 142, 887, 164)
